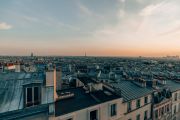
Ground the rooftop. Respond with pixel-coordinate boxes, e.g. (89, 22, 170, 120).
(0, 72, 44, 114)
(55, 87, 121, 116)
(110, 80, 153, 102)
(77, 76, 98, 85)
(166, 80, 180, 92)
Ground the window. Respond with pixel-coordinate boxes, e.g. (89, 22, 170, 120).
(136, 99, 141, 108)
(159, 108, 161, 117)
(34, 87, 40, 105)
(136, 114, 140, 120)
(144, 110, 148, 120)
(155, 110, 158, 119)
(127, 101, 132, 112)
(167, 104, 169, 112)
(90, 110, 98, 120)
(165, 105, 167, 113)
(174, 93, 177, 101)
(26, 86, 40, 107)
(144, 96, 148, 104)
(26, 88, 33, 107)
(174, 105, 177, 114)
(161, 107, 164, 115)
(173, 117, 177, 120)
(110, 104, 117, 116)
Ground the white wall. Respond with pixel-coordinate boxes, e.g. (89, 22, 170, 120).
(53, 98, 123, 120)
(121, 94, 152, 120)
(56, 71, 62, 91)
(172, 90, 180, 119)
(46, 71, 54, 87)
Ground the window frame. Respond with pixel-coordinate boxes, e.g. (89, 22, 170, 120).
(89, 108, 99, 120)
(127, 101, 132, 112)
(110, 103, 117, 117)
(144, 96, 148, 104)
(136, 114, 140, 120)
(136, 99, 141, 108)
(144, 110, 148, 120)
(25, 86, 41, 107)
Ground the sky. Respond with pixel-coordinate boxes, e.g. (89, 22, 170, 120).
(0, 0, 180, 57)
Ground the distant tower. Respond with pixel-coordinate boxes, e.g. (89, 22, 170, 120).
(85, 52, 86, 57)
(31, 52, 33, 57)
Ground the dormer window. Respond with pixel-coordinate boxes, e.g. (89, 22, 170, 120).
(25, 86, 41, 107)
(144, 96, 148, 104)
(136, 99, 141, 108)
(127, 101, 132, 112)
(174, 93, 178, 101)
(89, 109, 98, 120)
(110, 104, 117, 117)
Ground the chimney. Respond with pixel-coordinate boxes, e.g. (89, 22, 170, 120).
(15, 62, 21, 72)
(53, 66, 58, 101)
(45, 66, 58, 101)
(133, 78, 146, 87)
(56, 67, 62, 91)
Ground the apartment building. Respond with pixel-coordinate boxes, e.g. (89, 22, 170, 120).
(110, 80, 153, 120)
(169, 80, 180, 120)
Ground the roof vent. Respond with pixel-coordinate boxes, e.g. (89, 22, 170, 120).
(104, 91, 112, 96)
(57, 92, 75, 100)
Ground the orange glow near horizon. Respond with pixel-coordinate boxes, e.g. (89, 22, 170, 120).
(0, 46, 180, 57)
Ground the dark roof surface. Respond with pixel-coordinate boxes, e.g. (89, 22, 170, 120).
(77, 76, 97, 85)
(55, 87, 120, 116)
(166, 80, 180, 92)
(0, 72, 44, 113)
(111, 81, 153, 102)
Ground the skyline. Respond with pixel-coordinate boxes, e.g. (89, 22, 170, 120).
(1, 0, 180, 57)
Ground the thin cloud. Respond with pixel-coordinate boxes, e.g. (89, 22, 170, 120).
(93, 0, 180, 52)
(78, 2, 93, 16)
(158, 26, 180, 36)
(119, 0, 126, 3)
(139, 2, 164, 16)
(0, 22, 12, 30)
(23, 16, 39, 22)
(77, 2, 103, 19)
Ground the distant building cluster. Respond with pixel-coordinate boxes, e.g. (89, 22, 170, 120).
(0, 56, 180, 120)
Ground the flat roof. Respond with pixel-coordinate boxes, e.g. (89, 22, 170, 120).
(55, 87, 120, 116)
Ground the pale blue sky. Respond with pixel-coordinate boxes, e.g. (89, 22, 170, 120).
(1, 0, 180, 56)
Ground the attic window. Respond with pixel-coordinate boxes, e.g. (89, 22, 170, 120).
(90, 110, 98, 120)
(26, 86, 41, 107)
(110, 104, 117, 117)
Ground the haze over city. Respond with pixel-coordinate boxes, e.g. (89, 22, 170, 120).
(1, 0, 180, 57)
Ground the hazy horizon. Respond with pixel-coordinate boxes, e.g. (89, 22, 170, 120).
(1, 0, 180, 57)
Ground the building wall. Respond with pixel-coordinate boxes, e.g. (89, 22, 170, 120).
(172, 90, 180, 120)
(15, 64, 21, 72)
(46, 71, 54, 87)
(122, 94, 152, 120)
(53, 98, 123, 120)
(56, 71, 62, 91)
(152, 99, 171, 120)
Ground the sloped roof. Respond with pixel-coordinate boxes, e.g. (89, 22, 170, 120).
(111, 81, 153, 102)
